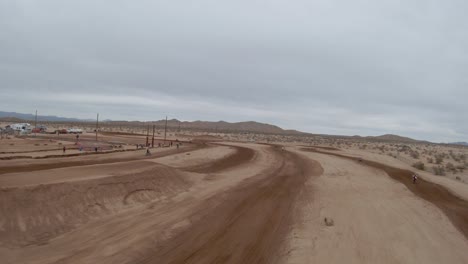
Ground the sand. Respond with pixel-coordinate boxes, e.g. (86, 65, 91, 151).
(281, 149, 468, 264)
(1, 134, 468, 263)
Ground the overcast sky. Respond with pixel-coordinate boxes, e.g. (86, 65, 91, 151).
(0, 0, 467, 142)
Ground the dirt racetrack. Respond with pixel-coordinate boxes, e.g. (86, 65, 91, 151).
(140, 150, 322, 264)
(183, 144, 256, 173)
(0, 142, 201, 175)
(1, 139, 468, 264)
(1, 142, 323, 263)
(301, 147, 468, 239)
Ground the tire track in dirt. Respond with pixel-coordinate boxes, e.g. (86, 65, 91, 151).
(139, 147, 323, 264)
(0, 143, 205, 175)
(182, 144, 256, 173)
(300, 147, 468, 240)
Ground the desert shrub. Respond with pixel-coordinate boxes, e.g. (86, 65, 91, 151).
(446, 162, 457, 173)
(398, 145, 411, 152)
(459, 154, 466, 162)
(324, 217, 334, 227)
(412, 161, 425, 170)
(456, 164, 466, 172)
(427, 157, 433, 164)
(435, 154, 444, 164)
(455, 176, 461, 181)
(433, 166, 446, 176)
(410, 150, 420, 159)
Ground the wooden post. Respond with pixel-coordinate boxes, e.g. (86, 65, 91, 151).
(34, 110, 37, 137)
(95, 113, 99, 141)
(152, 123, 155, 148)
(164, 116, 168, 145)
(146, 124, 149, 146)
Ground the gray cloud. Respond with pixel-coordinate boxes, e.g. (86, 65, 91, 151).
(1, 0, 467, 142)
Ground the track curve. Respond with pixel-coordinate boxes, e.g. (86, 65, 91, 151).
(182, 144, 256, 173)
(139, 147, 323, 264)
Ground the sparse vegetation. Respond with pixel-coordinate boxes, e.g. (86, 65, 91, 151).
(446, 162, 457, 173)
(435, 154, 444, 164)
(412, 161, 425, 170)
(433, 166, 446, 176)
(410, 150, 420, 159)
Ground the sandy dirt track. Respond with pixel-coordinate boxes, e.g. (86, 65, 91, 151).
(139, 149, 322, 264)
(0, 143, 200, 175)
(2, 140, 468, 264)
(1, 143, 322, 264)
(281, 148, 468, 264)
(301, 147, 468, 240)
(182, 144, 256, 173)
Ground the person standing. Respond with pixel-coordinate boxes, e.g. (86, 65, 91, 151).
(63, 146, 66, 154)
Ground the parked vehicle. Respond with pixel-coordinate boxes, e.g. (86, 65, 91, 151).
(68, 128, 83, 134)
(9, 123, 32, 134)
(54, 129, 68, 134)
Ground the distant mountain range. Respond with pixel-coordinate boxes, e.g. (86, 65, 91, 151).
(0, 111, 93, 122)
(0, 111, 302, 135)
(449, 142, 468, 146)
(1, 111, 453, 144)
(98, 119, 303, 135)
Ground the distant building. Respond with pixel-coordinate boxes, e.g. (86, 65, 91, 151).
(9, 123, 32, 134)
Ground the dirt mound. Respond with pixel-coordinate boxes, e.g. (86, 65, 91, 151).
(301, 148, 468, 240)
(0, 165, 191, 247)
(183, 145, 255, 173)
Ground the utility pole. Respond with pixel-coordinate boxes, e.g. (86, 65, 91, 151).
(164, 116, 168, 145)
(95, 113, 99, 141)
(152, 123, 155, 148)
(146, 124, 149, 146)
(34, 110, 38, 137)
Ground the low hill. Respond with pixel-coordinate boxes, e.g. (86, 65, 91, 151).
(449, 142, 468, 146)
(0, 111, 93, 122)
(103, 119, 304, 135)
(371, 134, 419, 143)
(0, 111, 303, 135)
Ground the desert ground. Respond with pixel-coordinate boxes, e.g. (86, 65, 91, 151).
(1, 129, 468, 264)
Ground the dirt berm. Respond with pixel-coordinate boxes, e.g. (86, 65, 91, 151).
(183, 144, 255, 173)
(0, 164, 191, 248)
